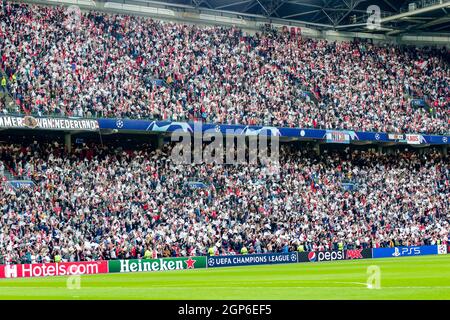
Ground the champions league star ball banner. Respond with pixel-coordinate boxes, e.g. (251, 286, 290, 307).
(97, 118, 450, 145)
(207, 252, 298, 268)
(372, 245, 439, 259)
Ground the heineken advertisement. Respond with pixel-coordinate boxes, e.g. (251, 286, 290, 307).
(108, 256, 207, 273)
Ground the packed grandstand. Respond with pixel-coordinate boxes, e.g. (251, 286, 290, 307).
(0, 1, 449, 265)
(0, 140, 448, 264)
(0, 2, 449, 133)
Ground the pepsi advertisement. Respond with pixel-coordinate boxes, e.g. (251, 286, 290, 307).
(298, 248, 372, 263)
(207, 252, 298, 268)
(372, 245, 439, 259)
(302, 251, 346, 263)
(97, 118, 450, 146)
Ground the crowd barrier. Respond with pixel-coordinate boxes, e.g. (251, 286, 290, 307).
(0, 245, 447, 279)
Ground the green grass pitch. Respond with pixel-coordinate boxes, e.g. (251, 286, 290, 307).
(0, 255, 449, 299)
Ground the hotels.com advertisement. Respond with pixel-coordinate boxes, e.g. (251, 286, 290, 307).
(0, 261, 108, 279)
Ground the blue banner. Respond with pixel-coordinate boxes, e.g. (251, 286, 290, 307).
(97, 119, 450, 145)
(186, 181, 208, 189)
(341, 182, 357, 191)
(8, 180, 35, 190)
(150, 79, 165, 86)
(372, 245, 438, 258)
(206, 252, 298, 268)
(411, 99, 427, 108)
(0, 114, 448, 145)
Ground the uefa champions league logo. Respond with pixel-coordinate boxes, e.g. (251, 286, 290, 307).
(116, 119, 124, 129)
(207, 258, 215, 267)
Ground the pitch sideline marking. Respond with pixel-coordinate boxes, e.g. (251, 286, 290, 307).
(1, 285, 450, 289)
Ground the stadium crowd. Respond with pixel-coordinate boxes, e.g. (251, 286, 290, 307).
(0, 2, 449, 134)
(0, 141, 448, 264)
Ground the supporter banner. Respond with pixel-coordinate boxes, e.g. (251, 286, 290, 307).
(345, 248, 373, 260)
(405, 134, 425, 145)
(0, 261, 108, 279)
(206, 252, 298, 268)
(306, 251, 345, 262)
(0, 115, 99, 131)
(108, 256, 206, 273)
(325, 130, 353, 144)
(372, 245, 439, 259)
(97, 119, 450, 145)
(388, 133, 405, 141)
(387, 133, 427, 145)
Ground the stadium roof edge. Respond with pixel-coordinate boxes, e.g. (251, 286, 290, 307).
(12, 0, 450, 44)
(102, 0, 450, 34)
